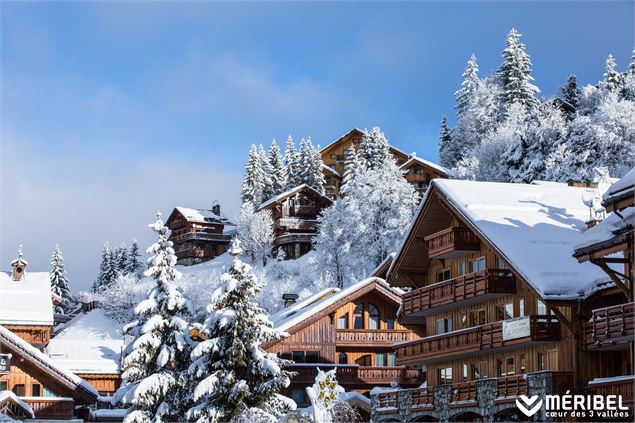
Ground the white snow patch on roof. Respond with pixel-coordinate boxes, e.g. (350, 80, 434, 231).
(574, 208, 634, 252)
(433, 179, 612, 300)
(257, 184, 331, 211)
(400, 155, 448, 176)
(0, 390, 34, 419)
(175, 206, 232, 224)
(603, 167, 635, 205)
(0, 271, 53, 325)
(47, 309, 125, 375)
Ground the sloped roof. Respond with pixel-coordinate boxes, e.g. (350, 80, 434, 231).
(0, 271, 53, 326)
(0, 324, 98, 403)
(270, 277, 402, 335)
(389, 179, 612, 301)
(169, 206, 233, 225)
(602, 167, 635, 209)
(399, 155, 448, 177)
(257, 184, 333, 211)
(48, 309, 125, 375)
(319, 128, 410, 159)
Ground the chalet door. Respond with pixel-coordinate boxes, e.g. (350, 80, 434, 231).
(356, 354, 372, 366)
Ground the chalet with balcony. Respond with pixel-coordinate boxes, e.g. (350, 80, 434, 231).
(166, 203, 236, 265)
(257, 184, 332, 259)
(263, 277, 424, 408)
(573, 167, 634, 412)
(372, 179, 619, 422)
(399, 155, 448, 197)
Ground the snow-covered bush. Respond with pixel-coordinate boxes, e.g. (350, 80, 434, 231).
(237, 205, 274, 266)
(98, 274, 152, 323)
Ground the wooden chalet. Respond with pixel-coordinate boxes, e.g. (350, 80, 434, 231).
(399, 156, 448, 197)
(165, 203, 236, 265)
(573, 167, 634, 410)
(257, 184, 332, 259)
(319, 128, 410, 198)
(264, 277, 424, 408)
(371, 179, 628, 422)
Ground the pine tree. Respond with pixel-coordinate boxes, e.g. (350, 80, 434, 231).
(268, 139, 285, 196)
(125, 239, 144, 278)
(602, 54, 621, 93)
(187, 239, 292, 422)
(620, 50, 635, 101)
(114, 213, 192, 423)
(242, 145, 266, 208)
(115, 242, 128, 275)
(283, 136, 300, 190)
(497, 28, 540, 113)
(455, 54, 480, 116)
(341, 145, 360, 193)
(438, 115, 455, 168)
(560, 75, 581, 109)
(304, 138, 326, 194)
(94, 242, 113, 292)
(237, 205, 274, 266)
(258, 144, 275, 203)
(50, 245, 72, 313)
(358, 127, 393, 171)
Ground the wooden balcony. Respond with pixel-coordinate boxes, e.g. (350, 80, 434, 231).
(288, 365, 424, 386)
(273, 233, 316, 246)
(274, 218, 319, 231)
(424, 227, 481, 259)
(2, 325, 50, 346)
(450, 381, 478, 407)
(23, 397, 75, 419)
(395, 315, 560, 366)
(401, 269, 515, 320)
(335, 329, 414, 347)
(290, 205, 320, 216)
(171, 231, 231, 243)
(586, 376, 634, 409)
(584, 302, 635, 351)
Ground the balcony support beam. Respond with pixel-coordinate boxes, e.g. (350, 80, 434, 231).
(593, 259, 631, 300)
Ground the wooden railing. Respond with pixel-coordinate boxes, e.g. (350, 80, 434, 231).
(402, 269, 515, 317)
(451, 381, 478, 406)
(424, 227, 481, 259)
(288, 365, 423, 385)
(586, 376, 634, 409)
(377, 390, 398, 413)
(275, 218, 319, 231)
(495, 375, 528, 403)
(23, 398, 75, 419)
(273, 233, 316, 246)
(290, 205, 320, 216)
(584, 302, 635, 351)
(336, 329, 413, 346)
(171, 232, 231, 243)
(3, 326, 50, 345)
(396, 315, 560, 366)
(411, 387, 434, 410)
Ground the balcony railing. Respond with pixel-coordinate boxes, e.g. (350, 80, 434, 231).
(274, 218, 319, 231)
(424, 227, 481, 259)
(395, 315, 560, 366)
(288, 365, 424, 386)
(401, 269, 515, 319)
(586, 376, 634, 409)
(290, 205, 320, 216)
(171, 232, 231, 243)
(584, 302, 634, 351)
(23, 398, 75, 419)
(495, 374, 528, 403)
(273, 233, 316, 246)
(335, 329, 414, 346)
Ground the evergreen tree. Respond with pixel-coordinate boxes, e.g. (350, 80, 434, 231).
(94, 242, 113, 292)
(114, 213, 192, 423)
(242, 145, 266, 208)
(50, 245, 72, 313)
(258, 144, 275, 203)
(283, 136, 300, 190)
(341, 145, 361, 193)
(268, 139, 285, 196)
(602, 54, 621, 93)
(187, 239, 292, 422)
(296, 138, 325, 194)
(438, 115, 455, 168)
(455, 54, 480, 116)
(237, 205, 274, 266)
(115, 242, 128, 275)
(560, 75, 581, 108)
(358, 127, 393, 171)
(125, 239, 144, 278)
(497, 28, 540, 113)
(620, 50, 635, 101)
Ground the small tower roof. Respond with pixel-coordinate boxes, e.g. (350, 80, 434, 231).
(10, 245, 28, 266)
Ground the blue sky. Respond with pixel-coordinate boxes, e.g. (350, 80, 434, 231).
(1, 1, 633, 291)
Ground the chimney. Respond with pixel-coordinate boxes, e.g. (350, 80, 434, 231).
(282, 293, 299, 308)
(10, 246, 28, 281)
(212, 202, 221, 216)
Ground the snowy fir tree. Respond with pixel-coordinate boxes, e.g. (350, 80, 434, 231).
(268, 140, 285, 196)
(283, 136, 300, 190)
(313, 200, 354, 288)
(296, 138, 325, 194)
(237, 205, 274, 266)
(115, 242, 128, 274)
(560, 75, 581, 109)
(242, 145, 267, 208)
(497, 28, 540, 113)
(94, 242, 117, 291)
(602, 54, 621, 93)
(258, 144, 275, 202)
(455, 53, 480, 117)
(358, 127, 393, 171)
(186, 239, 292, 422)
(114, 212, 192, 423)
(125, 239, 145, 278)
(437, 115, 454, 169)
(50, 245, 72, 313)
(341, 145, 361, 193)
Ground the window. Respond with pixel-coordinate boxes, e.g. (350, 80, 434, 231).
(32, 384, 41, 396)
(353, 303, 364, 329)
(12, 384, 25, 396)
(469, 309, 486, 326)
(0, 381, 7, 391)
(536, 300, 552, 316)
(438, 367, 453, 385)
(306, 351, 319, 363)
(459, 261, 467, 276)
(498, 358, 515, 376)
(436, 268, 451, 282)
(43, 387, 57, 398)
(538, 353, 546, 371)
(460, 312, 468, 328)
(291, 389, 305, 404)
(388, 353, 396, 367)
(356, 354, 372, 366)
(375, 353, 387, 367)
(436, 318, 452, 334)
(520, 354, 527, 374)
(292, 351, 305, 363)
(386, 316, 396, 330)
(471, 363, 482, 380)
(496, 303, 514, 321)
(462, 364, 469, 382)
(368, 304, 380, 330)
(470, 257, 486, 273)
(337, 313, 349, 329)
(338, 352, 348, 364)
(518, 298, 525, 317)
(496, 257, 507, 269)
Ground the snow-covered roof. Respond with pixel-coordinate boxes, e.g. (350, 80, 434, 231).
(271, 277, 401, 333)
(257, 184, 332, 211)
(0, 271, 53, 326)
(573, 207, 634, 258)
(0, 390, 34, 419)
(602, 167, 635, 208)
(0, 324, 98, 402)
(400, 155, 449, 176)
(173, 206, 232, 225)
(322, 163, 341, 178)
(319, 127, 410, 159)
(394, 179, 613, 301)
(47, 309, 125, 375)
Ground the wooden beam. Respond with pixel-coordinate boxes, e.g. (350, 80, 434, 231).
(593, 260, 631, 299)
(549, 305, 574, 334)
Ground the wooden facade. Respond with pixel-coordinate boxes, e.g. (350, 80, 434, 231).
(400, 157, 449, 197)
(166, 205, 233, 265)
(257, 184, 332, 259)
(264, 279, 424, 406)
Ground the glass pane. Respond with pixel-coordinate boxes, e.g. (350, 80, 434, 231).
(353, 303, 364, 329)
(519, 298, 525, 317)
(505, 303, 514, 319)
(387, 353, 396, 367)
(436, 319, 445, 334)
(306, 351, 319, 363)
(292, 351, 305, 363)
(368, 304, 379, 330)
(386, 317, 395, 330)
(537, 300, 547, 315)
(375, 353, 386, 367)
(339, 352, 348, 364)
(337, 314, 348, 329)
(447, 319, 453, 332)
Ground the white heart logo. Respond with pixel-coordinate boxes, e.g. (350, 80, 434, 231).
(516, 395, 543, 417)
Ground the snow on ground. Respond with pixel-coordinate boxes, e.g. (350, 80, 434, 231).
(0, 271, 53, 326)
(47, 309, 125, 375)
